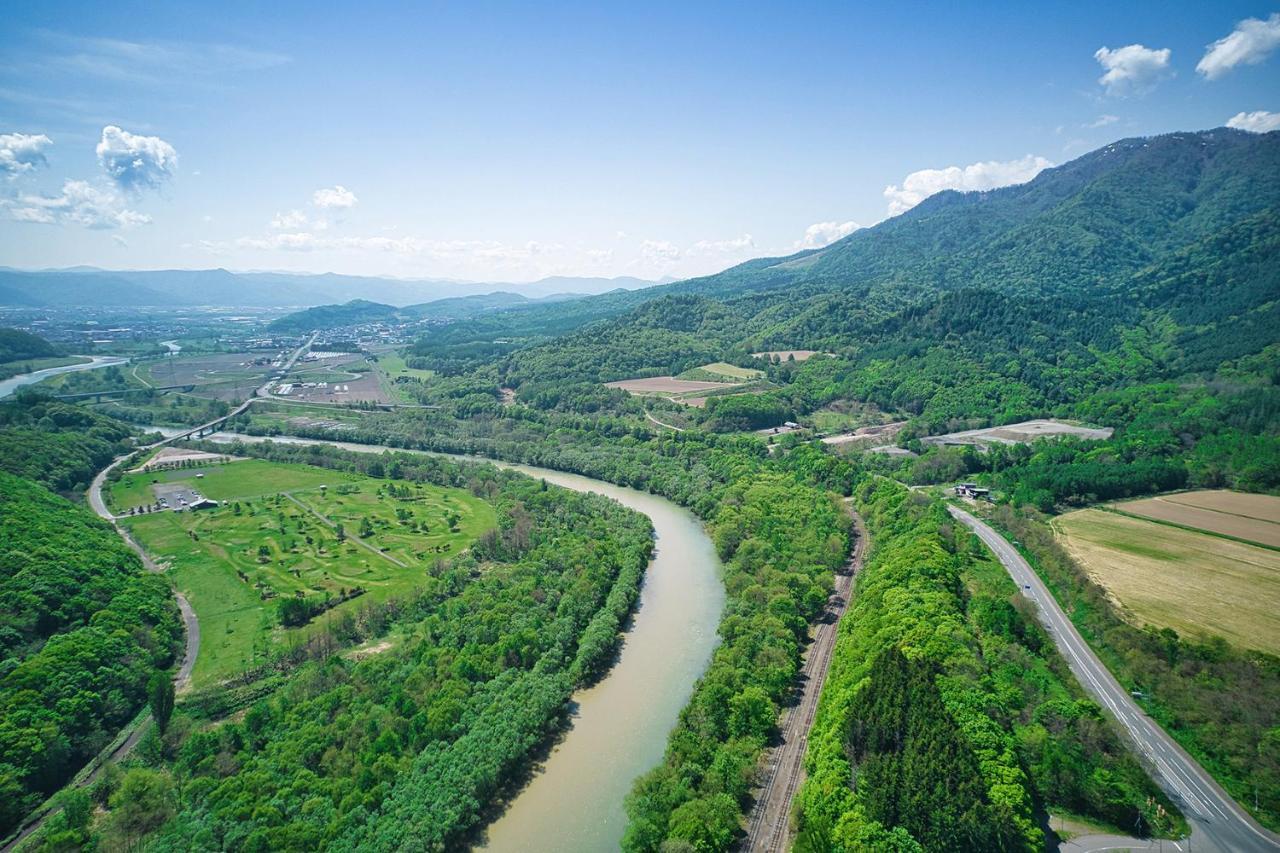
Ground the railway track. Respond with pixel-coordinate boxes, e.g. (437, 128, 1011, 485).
(743, 512, 866, 852)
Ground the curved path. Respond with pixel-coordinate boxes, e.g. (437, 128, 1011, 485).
(949, 505, 1280, 853)
(743, 511, 865, 853)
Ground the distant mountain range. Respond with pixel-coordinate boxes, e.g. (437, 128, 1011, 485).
(267, 291, 584, 333)
(0, 268, 668, 309)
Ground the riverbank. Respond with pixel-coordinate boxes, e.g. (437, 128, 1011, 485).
(0, 355, 129, 400)
(194, 431, 726, 852)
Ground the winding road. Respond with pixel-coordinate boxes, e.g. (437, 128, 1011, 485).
(948, 505, 1280, 853)
(743, 510, 866, 853)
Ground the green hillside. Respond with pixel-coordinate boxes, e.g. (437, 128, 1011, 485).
(0, 328, 58, 363)
(267, 299, 400, 332)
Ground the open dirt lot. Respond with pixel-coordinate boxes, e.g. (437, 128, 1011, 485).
(134, 447, 240, 471)
(1115, 490, 1280, 548)
(923, 418, 1112, 448)
(821, 420, 907, 446)
(751, 350, 820, 361)
(605, 376, 733, 394)
(1053, 508, 1280, 654)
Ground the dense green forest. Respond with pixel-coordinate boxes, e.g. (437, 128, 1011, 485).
(0, 328, 58, 364)
(795, 479, 1184, 850)
(623, 471, 850, 850)
(0, 396, 136, 494)
(0, 472, 182, 838)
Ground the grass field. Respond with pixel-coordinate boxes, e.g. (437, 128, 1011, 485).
(374, 351, 435, 381)
(115, 459, 495, 686)
(677, 361, 764, 382)
(1113, 490, 1280, 548)
(1053, 508, 1280, 654)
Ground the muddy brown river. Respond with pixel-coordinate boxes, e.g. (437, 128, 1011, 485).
(201, 432, 725, 851)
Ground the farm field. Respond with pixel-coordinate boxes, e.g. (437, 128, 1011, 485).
(605, 376, 730, 395)
(605, 374, 772, 408)
(140, 351, 275, 400)
(1053, 507, 1280, 654)
(116, 458, 495, 686)
(1113, 490, 1280, 548)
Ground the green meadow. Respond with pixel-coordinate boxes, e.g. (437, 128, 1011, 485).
(116, 458, 495, 687)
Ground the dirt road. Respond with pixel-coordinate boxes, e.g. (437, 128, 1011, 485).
(742, 511, 866, 853)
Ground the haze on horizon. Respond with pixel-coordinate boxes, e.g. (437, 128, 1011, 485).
(1, 0, 1278, 286)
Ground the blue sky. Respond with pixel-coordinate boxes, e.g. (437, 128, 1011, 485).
(1, 1, 1278, 283)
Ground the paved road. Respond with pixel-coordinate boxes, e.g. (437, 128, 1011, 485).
(743, 511, 866, 853)
(948, 505, 1280, 853)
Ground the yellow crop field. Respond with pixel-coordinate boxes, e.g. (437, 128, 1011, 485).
(1053, 508, 1280, 655)
(1114, 490, 1280, 548)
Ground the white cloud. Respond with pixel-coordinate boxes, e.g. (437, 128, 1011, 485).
(884, 154, 1053, 216)
(96, 125, 177, 191)
(1094, 44, 1172, 95)
(687, 234, 755, 256)
(640, 239, 681, 264)
(1226, 110, 1280, 133)
(1087, 114, 1120, 128)
(6, 179, 149, 229)
(1197, 13, 1280, 80)
(0, 132, 53, 177)
(795, 220, 861, 250)
(271, 209, 310, 230)
(313, 185, 357, 208)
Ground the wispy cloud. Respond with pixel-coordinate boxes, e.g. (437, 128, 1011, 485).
(1197, 13, 1280, 80)
(32, 30, 290, 85)
(1087, 114, 1119, 128)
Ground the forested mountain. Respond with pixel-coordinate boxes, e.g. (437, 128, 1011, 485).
(268, 291, 581, 332)
(466, 129, 1280, 429)
(266, 299, 400, 332)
